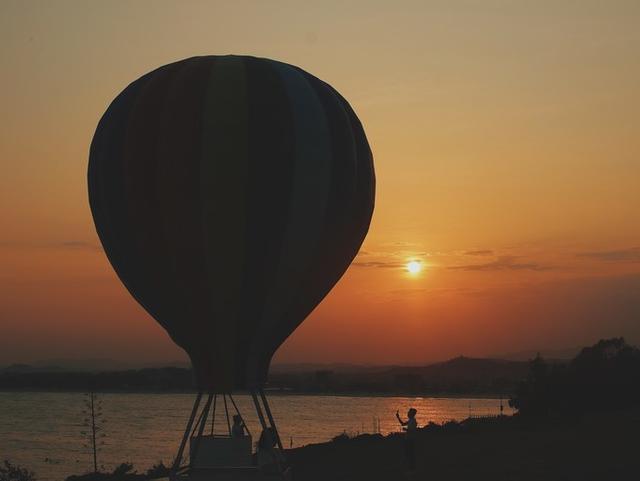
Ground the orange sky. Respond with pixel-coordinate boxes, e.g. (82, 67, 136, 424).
(1, 1, 639, 365)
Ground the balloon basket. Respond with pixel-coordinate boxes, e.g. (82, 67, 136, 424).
(169, 391, 291, 481)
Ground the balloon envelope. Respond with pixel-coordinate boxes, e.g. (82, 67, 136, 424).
(88, 55, 375, 391)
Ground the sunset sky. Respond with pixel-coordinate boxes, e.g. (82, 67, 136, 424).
(1, 1, 639, 366)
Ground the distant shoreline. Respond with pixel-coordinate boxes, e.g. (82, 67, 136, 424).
(0, 357, 528, 397)
(0, 388, 510, 399)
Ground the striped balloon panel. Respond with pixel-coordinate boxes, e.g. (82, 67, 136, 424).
(88, 56, 375, 391)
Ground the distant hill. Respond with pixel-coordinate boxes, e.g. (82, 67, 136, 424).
(492, 347, 581, 362)
(270, 362, 387, 374)
(0, 356, 532, 395)
(388, 356, 530, 384)
(0, 366, 195, 392)
(267, 357, 532, 395)
(0, 358, 191, 373)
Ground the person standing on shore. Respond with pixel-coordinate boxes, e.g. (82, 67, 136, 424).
(396, 408, 418, 472)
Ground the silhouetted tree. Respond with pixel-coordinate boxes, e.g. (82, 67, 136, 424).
(510, 338, 640, 417)
(81, 391, 106, 472)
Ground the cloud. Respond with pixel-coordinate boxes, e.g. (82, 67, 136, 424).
(463, 250, 494, 256)
(389, 287, 429, 295)
(352, 260, 405, 269)
(577, 247, 640, 263)
(389, 287, 479, 296)
(448, 255, 549, 272)
(353, 247, 426, 269)
(382, 241, 422, 248)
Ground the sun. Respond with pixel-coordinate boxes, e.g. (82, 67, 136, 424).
(406, 260, 422, 274)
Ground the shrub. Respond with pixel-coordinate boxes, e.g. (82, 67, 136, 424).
(145, 462, 168, 479)
(331, 431, 351, 442)
(111, 464, 134, 477)
(0, 461, 36, 481)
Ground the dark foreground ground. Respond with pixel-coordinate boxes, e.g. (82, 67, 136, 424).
(58, 409, 639, 481)
(287, 409, 640, 481)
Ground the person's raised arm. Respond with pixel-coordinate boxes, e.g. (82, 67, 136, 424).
(396, 410, 407, 426)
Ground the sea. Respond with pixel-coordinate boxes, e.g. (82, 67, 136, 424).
(0, 392, 513, 480)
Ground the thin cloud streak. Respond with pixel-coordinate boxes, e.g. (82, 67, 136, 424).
(352, 260, 405, 269)
(577, 247, 640, 263)
(463, 250, 494, 256)
(448, 256, 550, 272)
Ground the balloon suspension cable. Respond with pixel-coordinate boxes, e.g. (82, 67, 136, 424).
(171, 392, 202, 474)
(251, 390, 269, 431)
(210, 394, 217, 436)
(189, 393, 213, 468)
(252, 390, 286, 470)
(260, 389, 286, 454)
(190, 395, 210, 439)
(223, 394, 232, 435)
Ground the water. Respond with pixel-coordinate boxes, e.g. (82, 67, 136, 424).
(0, 392, 512, 480)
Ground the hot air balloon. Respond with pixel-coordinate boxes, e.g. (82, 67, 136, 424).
(88, 55, 374, 477)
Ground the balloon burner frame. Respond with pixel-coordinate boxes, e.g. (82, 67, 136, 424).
(170, 390, 287, 479)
